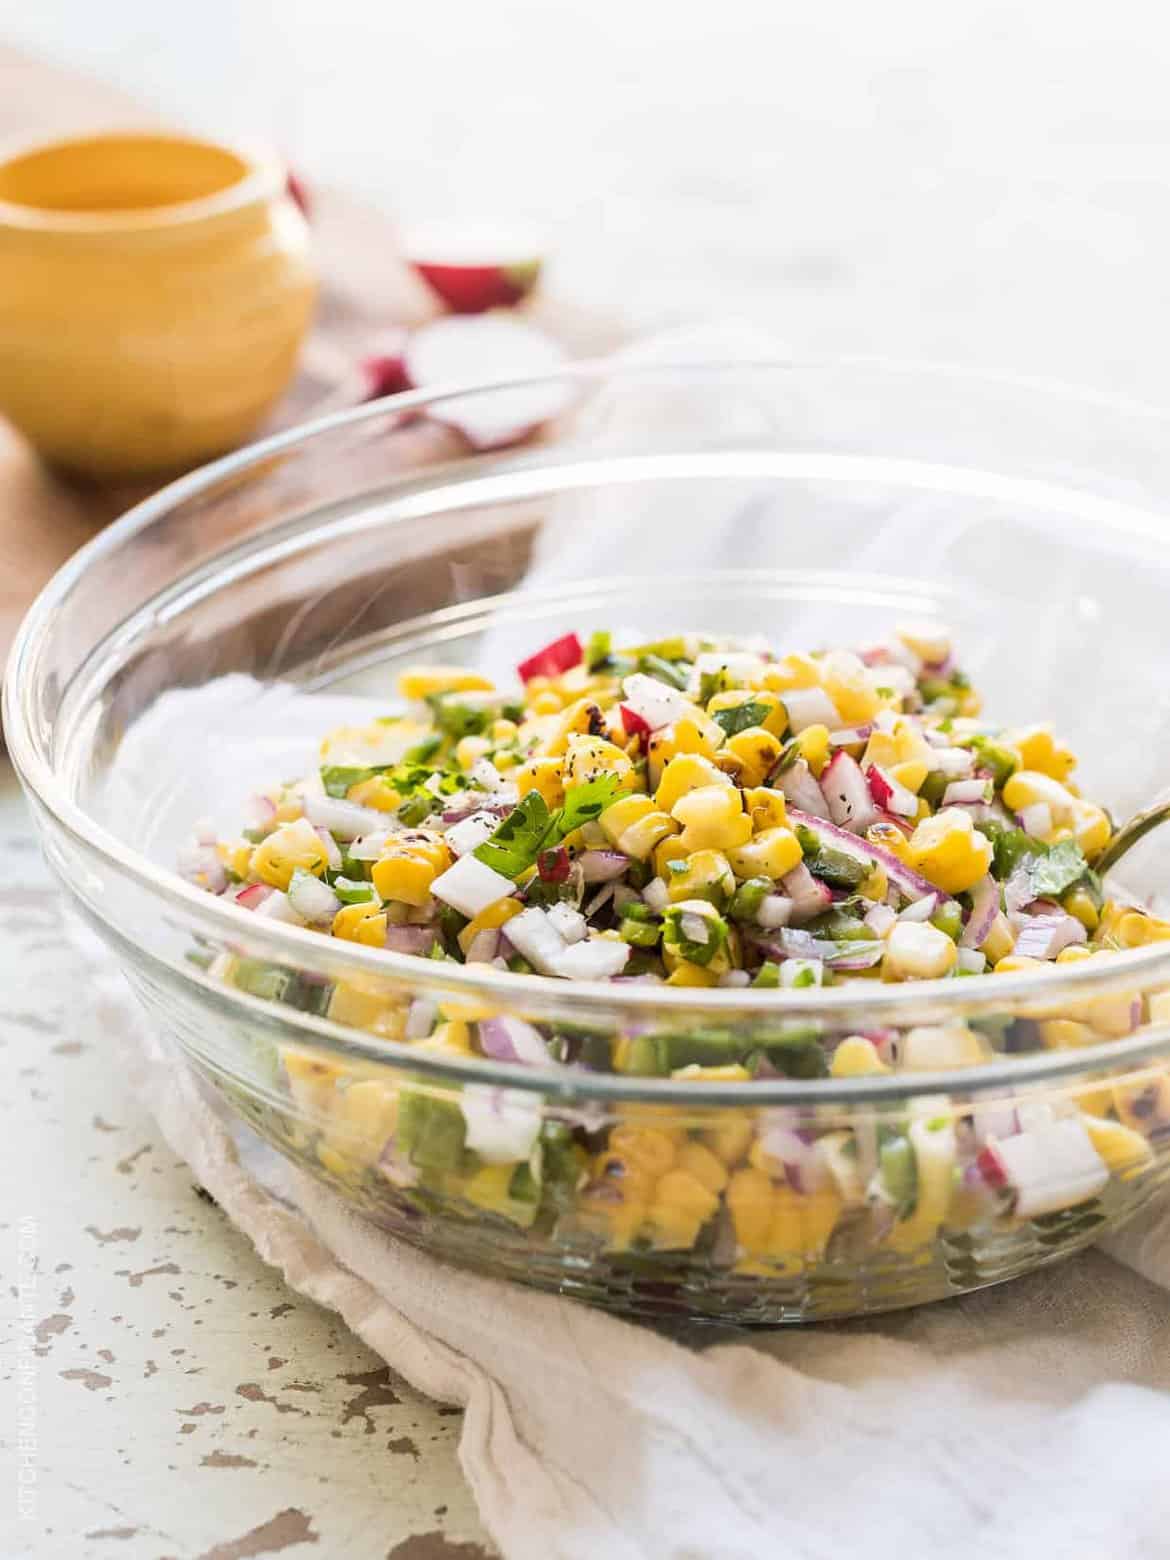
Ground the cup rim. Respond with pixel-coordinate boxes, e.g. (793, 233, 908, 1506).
(0, 127, 285, 235)
(7, 352, 1170, 1099)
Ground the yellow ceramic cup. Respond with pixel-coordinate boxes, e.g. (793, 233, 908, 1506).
(0, 130, 316, 477)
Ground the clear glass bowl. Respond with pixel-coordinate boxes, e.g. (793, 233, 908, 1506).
(9, 357, 1170, 1323)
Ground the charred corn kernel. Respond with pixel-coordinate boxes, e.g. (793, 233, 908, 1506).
(455, 734, 492, 770)
(347, 776, 401, 812)
(895, 623, 950, 663)
(981, 913, 1016, 964)
(608, 1125, 679, 1177)
(831, 1036, 890, 1078)
(727, 1167, 774, 1251)
(600, 793, 679, 860)
(867, 818, 913, 864)
(671, 785, 752, 852)
(1064, 886, 1100, 932)
(890, 759, 930, 793)
(726, 825, 802, 882)
(578, 1153, 653, 1249)
(252, 817, 329, 889)
(703, 1117, 755, 1167)
(563, 733, 634, 789)
(1009, 724, 1076, 782)
(1040, 1019, 1097, 1049)
(722, 727, 783, 788)
(332, 902, 388, 946)
(745, 786, 788, 831)
(1115, 911, 1170, 948)
(655, 753, 733, 813)
(217, 839, 254, 879)
(676, 1141, 730, 1194)
(457, 897, 523, 955)
(529, 689, 562, 716)
(821, 650, 881, 724)
(906, 807, 993, 894)
(1114, 1071, 1170, 1134)
(645, 1170, 720, 1249)
(646, 717, 721, 787)
(515, 755, 565, 810)
(665, 849, 735, 905)
(795, 723, 831, 776)
(546, 696, 606, 755)
(664, 961, 720, 988)
(706, 688, 788, 737)
(1082, 1115, 1155, 1176)
(884, 921, 958, 981)
(760, 651, 821, 693)
(859, 862, 888, 902)
(397, 666, 494, 700)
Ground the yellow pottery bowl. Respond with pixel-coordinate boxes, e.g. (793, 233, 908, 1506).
(0, 130, 316, 477)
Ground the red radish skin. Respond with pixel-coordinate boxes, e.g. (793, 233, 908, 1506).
(976, 1144, 1009, 1190)
(518, 632, 583, 681)
(414, 258, 541, 314)
(621, 704, 652, 741)
(286, 170, 311, 219)
(360, 346, 413, 401)
(402, 315, 570, 450)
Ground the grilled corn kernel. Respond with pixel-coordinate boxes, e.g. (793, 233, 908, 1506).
(671, 785, 752, 852)
(745, 786, 788, 831)
(830, 1036, 890, 1077)
(722, 727, 783, 788)
(703, 1117, 754, 1167)
(646, 716, 721, 787)
(795, 723, 831, 777)
(726, 826, 803, 882)
(547, 696, 607, 755)
(655, 753, 733, 813)
(676, 1140, 730, 1194)
(906, 807, 993, 894)
(664, 961, 720, 987)
(664, 849, 735, 905)
(516, 756, 565, 810)
(252, 817, 329, 890)
(600, 793, 679, 860)
(1009, 724, 1076, 782)
(332, 902, 388, 946)
(645, 1170, 720, 1249)
(455, 735, 492, 770)
(1082, 1114, 1156, 1175)
(563, 733, 634, 790)
(1115, 911, 1170, 948)
(397, 666, 494, 701)
(760, 651, 821, 693)
(328, 981, 404, 1039)
(884, 921, 958, 981)
(821, 650, 881, 725)
(866, 818, 913, 865)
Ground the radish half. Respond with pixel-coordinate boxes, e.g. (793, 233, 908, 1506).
(402, 315, 571, 450)
(404, 223, 544, 313)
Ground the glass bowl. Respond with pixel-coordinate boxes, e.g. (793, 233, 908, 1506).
(9, 357, 1170, 1324)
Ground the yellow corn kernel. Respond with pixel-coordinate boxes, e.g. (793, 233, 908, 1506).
(217, 839, 254, 879)
(769, 1183, 842, 1263)
(600, 793, 679, 861)
(332, 902, 389, 947)
(859, 862, 888, 903)
(413, 1019, 474, 1057)
(703, 1117, 755, 1166)
(981, 913, 1016, 964)
(1056, 944, 1094, 964)
(706, 688, 788, 737)
(653, 833, 691, 881)
(655, 753, 733, 813)
(890, 759, 929, 794)
(866, 818, 913, 865)
(454, 734, 492, 771)
(645, 1169, 720, 1250)
(577, 1152, 654, 1249)
(830, 1036, 890, 1078)
(664, 849, 735, 905)
(795, 723, 831, 777)
(727, 1167, 774, 1251)
(664, 962, 720, 988)
(529, 690, 562, 715)
(993, 954, 1049, 974)
(1082, 1114, 1155, 1176)
(760, 651, 821, 693)
(1009, 724, 1076, 782)
(646, 716, 721, 786)
(328, 979, 403, 1037)
(1071, 801, 1111, 859)
(282, 1048, 346, 1119)
(515, 756, 565, 810)
(457, 897, 523, 955)
(1115, 911, 1170, 948)
(252, 817, 329, 890)
(745, 787, 788, 831)
(676, 1141, 730, 1194)
(726, 825, 802, 882)
(347, 776, 401, 812)
(563, 733, 634, 790)
(491, 718, 519, 743)
(1040, 1019, 1097, 1049)
(608, 1125, 679, 1178)
(821, 649, 881, 725)
(906, 807, 993, 894)
(722, 727, 783, 788)
(862, 731, 899, 769)
(458, 1164, 539, 1228)
(670, 1062, 752, 1083)
(372, 850, 442, 908)
(1114, 1071, 1170, 1135)
(1063, 886, 1100, 932)
(546, 696, 607, 756)
(671, 785, 752, 853)
(325, 1079, 399, 1168)
(397, 666, 494, 701)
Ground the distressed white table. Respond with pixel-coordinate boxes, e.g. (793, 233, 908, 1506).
(1, 763, 493, 1558)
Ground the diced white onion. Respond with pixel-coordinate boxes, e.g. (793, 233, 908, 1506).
(442, 810, 502, 857)
(460, 1086, 542, 1165)
(503, 906, 569, 974)
(782, 687, 843, 733)
(757, 894, 793, 929)
(642, 877, 670, 913)
(988, 1119, 1108, 1218)
(253, 889, 307, 926)
(553, 938, 631, 980)
(545, 901, 588, 944)
(779, 957, 824, 988)
(286, 872, 341, 924)
(430, 855, 515, 917)
(1020, 802, 1054, 838)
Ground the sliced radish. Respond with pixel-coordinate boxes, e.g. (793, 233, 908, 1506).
(620, 673, 692, 732)
(981, 1119, 1108, 1218)
(359, 330, 412, 400)
(819, 751, 878, 834)
(775, 758, 833, 819)
(620, 705, 652, 741)
(782, 687, 843, 733)
(235, 883, 274, 912)
(402, 315, 569, 450)
(430, 855, 515, 917)
(517, 632, 582, 681)
(403, 222, 544, 314)
(866, 763, 919, 818)
(443, 810, 503, 858)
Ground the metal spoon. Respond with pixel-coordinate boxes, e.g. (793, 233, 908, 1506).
(1095, 793, 1170, 877)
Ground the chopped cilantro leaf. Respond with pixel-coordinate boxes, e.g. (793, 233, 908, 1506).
(472, 774, 624, 880)
(713, 700, 770, 738)
(1029, 838, 1090, 898)
(320, 764, 390, 798)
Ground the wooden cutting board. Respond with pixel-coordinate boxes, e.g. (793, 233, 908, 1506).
(0, 46, 622, 677)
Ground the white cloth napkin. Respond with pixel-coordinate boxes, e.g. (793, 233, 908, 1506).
(85, 922, 1170, 1560)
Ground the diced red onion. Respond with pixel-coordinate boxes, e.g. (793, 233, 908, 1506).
(243, 794, 277, 830)
(304, 793, 391, 841)
(405, 997, 437, 1040)
(864, 902, 897, 937)
(1004, 861, 1037, 915)
(756, 894, 793, 930)
(829, 942, 886, 971)
(819, 751, 878, 834)
(254, 889, 306, 925)
(943, 778, 992, 806)
(440, 796, 512, 825)
(898, 895, 940, 923)
(788, 808, 948, 905)
(780, 861, 834, 924)
(464, 928, 502, 963)
(578, 849, 630, 884)
(758, 1120, 832, 1194)
(178, 843, 227, 895)
(642, 877, 670, 913)
(961, 874, 1000, 949)
(234, 883, 273, 911)
(478, 1015, 552, 1065)
(1011, 911, 1087, 961)
(384, 924, 437, 956)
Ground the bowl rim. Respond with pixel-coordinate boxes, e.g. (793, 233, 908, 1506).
(8, 352, 1170, 1100)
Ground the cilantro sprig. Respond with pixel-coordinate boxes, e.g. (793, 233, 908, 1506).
(473, 774, 624, 880)
(713, 699, 770, 738)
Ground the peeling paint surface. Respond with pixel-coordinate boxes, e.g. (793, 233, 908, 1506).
(1, 765, 495, 1558)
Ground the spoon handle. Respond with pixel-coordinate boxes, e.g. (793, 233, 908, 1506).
(1095, 794, 1170, 877)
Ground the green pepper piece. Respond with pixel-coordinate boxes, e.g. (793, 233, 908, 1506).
(918, 770, 949, 809)
(930, 900, 964, 942)
(232, 958, 293, 1003)
(879, 1132, 917, 1216)
(397, 1090, 467, 1172)
(637, 652, 691, 691)
(729, 877, 771, 921)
